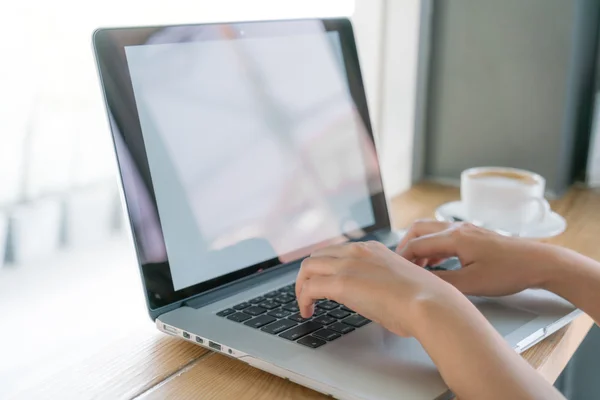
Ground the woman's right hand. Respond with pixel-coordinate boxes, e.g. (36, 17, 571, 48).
(295, 240, 463, 338)
(396, 220, 569, 297)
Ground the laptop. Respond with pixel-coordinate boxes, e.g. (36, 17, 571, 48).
(93, 18, 581, 400)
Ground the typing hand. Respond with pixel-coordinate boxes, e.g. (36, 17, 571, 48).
(295, 241, 460, 337)
(396, 220, 561, 297)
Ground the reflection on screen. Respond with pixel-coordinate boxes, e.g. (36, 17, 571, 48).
(125, 24, 379, 291)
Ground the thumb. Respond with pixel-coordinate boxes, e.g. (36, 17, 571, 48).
(398, 231, 459, 262)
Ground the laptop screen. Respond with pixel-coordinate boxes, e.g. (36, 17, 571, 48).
(95, 20, 389, 308)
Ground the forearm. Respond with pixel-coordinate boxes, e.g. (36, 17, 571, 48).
(541, 246, 600, 326)
(411, 290, 564, 400)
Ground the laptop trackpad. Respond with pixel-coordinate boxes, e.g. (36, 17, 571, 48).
(469, 296, 538, 336)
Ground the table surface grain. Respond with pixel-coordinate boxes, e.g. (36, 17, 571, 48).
(12, 183, 599, 400)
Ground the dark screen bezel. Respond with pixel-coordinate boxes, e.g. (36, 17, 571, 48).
(93, 18, 391, 312)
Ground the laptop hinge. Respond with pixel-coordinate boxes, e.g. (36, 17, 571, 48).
(183, 258, 302, 310)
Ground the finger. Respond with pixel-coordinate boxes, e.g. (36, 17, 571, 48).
(416, 258, 429, 268)
(297, 275, 344, 317)
(399, 231, 458, 262)
(396, 220, 452, 252)
(295, 256, 345, 299)
(433, 269, 477, 295)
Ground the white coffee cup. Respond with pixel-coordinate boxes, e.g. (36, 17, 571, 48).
(460, 167, 550, 233)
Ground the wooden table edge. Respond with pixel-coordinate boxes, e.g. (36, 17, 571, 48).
(525, 314, 594, 383)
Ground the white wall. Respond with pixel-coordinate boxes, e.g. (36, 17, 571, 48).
(353, 0, 422, 198)
(587, 94, 600, 187)
(351, 0, 385, 132)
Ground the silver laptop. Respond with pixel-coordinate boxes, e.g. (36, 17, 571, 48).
(93, 18, 581, 400)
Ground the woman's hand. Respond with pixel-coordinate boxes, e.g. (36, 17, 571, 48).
(295, 235, 567, 400)
(396, 220, 564, 297)
(295, 240, 462, 338)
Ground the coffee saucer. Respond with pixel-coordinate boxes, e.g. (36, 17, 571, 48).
(435, 201, 567, 239)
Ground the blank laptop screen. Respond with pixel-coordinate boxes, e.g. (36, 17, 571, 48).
(123, 24, 379, 291)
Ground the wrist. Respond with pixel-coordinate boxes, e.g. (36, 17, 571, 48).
(407, 283, 470, 340)
(533, 244, 575, 292)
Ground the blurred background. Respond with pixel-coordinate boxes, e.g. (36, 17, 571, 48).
(1, 0, 600, 398)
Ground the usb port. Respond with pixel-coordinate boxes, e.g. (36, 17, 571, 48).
(196, 337, 204, 344)
(209, 341, 222, 351)
(163, 324, 178, 335)
(183, 332, 190, 339)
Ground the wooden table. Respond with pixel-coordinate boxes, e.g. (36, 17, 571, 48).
(12, 183, 598, 400)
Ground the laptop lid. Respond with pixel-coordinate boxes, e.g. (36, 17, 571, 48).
(93, 18, 390, 317)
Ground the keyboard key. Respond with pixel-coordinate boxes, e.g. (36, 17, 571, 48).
(313, 329, 342, 341)
(282, 302, 300, 312)
(426, 266, 445, 272)
(329, 322, 355, 334)
(328, 309, 351, 319)
(317, 301, 338, 310)
(267, 309, 292, 319)
(297, 335, 327, 349)
(249, 296, 266, 304)
(340, 305, 354, 313)
(342, 314, 371, 327)
(313, 315, 337, 325)
(243, 306, 267, 316)
(264, 291, 279, 298)
(279, 321, 323, 341)
(244, 315, 277, 329)
(274, 294, 295, 304)
(217, 308, 235, 317)
(261, 319, 298, 334)
(276, 283, 294, 293)
(259, 300, 280, 310)
(288, 313, 311, 323)
(313, 308, 327, 316)
(227, 312, 252, 323)
(233, 302, 251, 310)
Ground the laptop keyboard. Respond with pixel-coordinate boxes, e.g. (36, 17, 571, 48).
(217, 283, 370, 349)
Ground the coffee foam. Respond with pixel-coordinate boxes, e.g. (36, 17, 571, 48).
(472, 175, 533, 189)
(469, 170, 537, 186)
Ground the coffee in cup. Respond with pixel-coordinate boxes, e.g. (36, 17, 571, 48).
(460, 167, 550, 233)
